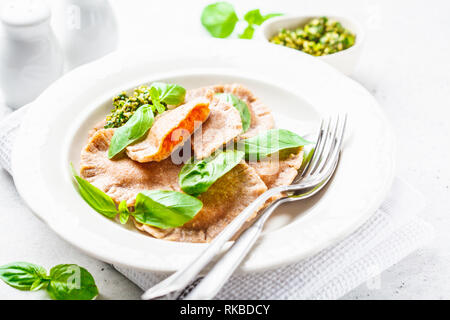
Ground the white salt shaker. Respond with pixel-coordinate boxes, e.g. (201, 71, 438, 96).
(53, 0, 119, 70)
(0, 0, 64, 109)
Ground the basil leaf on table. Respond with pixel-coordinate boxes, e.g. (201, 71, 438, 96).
(118, 200, 130, 225)
(108, 104, 155, 159)
(238, 9, 282, 39)
(239, 129, 312, 160)
(47, 264, 98, 300)
(238, 25, 255, 40)
(179, 150, 245, 196)
(201, 2, 239, 38)
(216, 93, 251, 132)
(0, 262, 49, 291)
(134, 191, 203, 229)
(71, 164, 117, 218)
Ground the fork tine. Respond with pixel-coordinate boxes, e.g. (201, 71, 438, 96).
(299, 119, 324, 178)
(314, 115, 340, 175)
(302, 120, 330, 178)
(319, 114, 347, 176)
(304, 117, 332, 177)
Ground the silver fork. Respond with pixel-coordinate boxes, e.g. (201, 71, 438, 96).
(142, 115, 347, 300)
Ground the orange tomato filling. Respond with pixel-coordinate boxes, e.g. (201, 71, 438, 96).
(154, 103, 210, 161)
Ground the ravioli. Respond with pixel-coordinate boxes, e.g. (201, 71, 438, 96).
(80, 129, 182, 206)
(80, 83, 304, 243)
(135, 162, 267, 243)
(213, 84, 275, 140)
(188, 84, 274, 135)
(247, 147, 304, 189)
(191, 96, 242, 159)
(126, 97, 210, 162)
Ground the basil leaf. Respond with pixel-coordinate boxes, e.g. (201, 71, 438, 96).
(239, 129, 312, 160)
(243, 10, 282, 26)
(179, 150, 245, 195)
(262, 13, 283, 23)
(238, 25, 255, 39)
(108, 104, 154, 159)
(71, 164, 117, 218)
(133, 190, 203, 229)
(0, 262, 48, 291)
(201, 2, 239, 38)
(216, 93, 251, 132)
(243, 9, 265, 26)
(47, 264, 98, 300)
(118, 200, 130, 224)
(150, 82, 186, 106)
(239, 9, 282, 39)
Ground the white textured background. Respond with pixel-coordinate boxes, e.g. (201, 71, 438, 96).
(0, 0, 449, 299)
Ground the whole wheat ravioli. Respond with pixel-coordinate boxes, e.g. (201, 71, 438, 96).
(247, 147, 304, 189)
(135, 162, 267, 243)
(80, 129, 182, 206)
(187, 84, 275, 159)
(79, 83, 303, 243)
(126, 97, 210, 163)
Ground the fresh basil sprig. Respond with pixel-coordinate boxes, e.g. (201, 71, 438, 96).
(0, 262, 48, 291)
(238, 129, 312, 160)
(71, 165, 202, 229)
(150, 82, 186, 107)
(179, 150, 245, 196)
(201, 2, 239, 38)
(216, 93, 251, 132)
(133, 190, 203, 229)
(201, 2, 282, 39)
(0, 262, 98, 300)
(108, 104, 155, 159)
(118, 200, 130, 224)
(239, 9, 282, 39)
(71, 164, 117, 218)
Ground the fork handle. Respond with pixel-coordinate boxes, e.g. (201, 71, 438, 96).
(184, 199, 283, 300)
(141, 187, 284, 300)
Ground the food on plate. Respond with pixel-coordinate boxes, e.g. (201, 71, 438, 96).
(73, 81, 311, 243)
(125, 98, 210, 162)
(80, 129, 183, 206)
(247, 148, 304, 189)
(270, 16, 356, 56)
(105, 83, 186, 128)
(135, 162, 267, 242)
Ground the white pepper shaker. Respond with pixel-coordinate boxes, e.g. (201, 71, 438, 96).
(53, 0, 119, 71)
(0, 0, 64, 109)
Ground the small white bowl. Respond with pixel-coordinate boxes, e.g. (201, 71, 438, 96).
(257, 15, 365, 76)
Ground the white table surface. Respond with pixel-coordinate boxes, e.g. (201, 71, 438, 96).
(0, 0, 449, 300)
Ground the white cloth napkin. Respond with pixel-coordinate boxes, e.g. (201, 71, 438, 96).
(0, 107, 434, 300)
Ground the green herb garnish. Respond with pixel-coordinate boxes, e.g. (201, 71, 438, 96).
(108, 104, 155, 159)
(270, 16, 356, 56)
(179, 150, 245, 196)
(133, 190, 203, 229)
(216, 93, 251, 132)
(238, 129, 312, 160)
(150, 82, 187, 107)
(105, 82, 186, 129)
(239, 9, 282, 39)
(70, 163, 117, 218)
(201, 2, 239, 38)
(0, 262, 98, 300)
(71, 165, 202, 229)
(201, 2, 281, 39)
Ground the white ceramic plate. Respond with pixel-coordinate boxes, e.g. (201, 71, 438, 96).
(12, 39, 395, 273)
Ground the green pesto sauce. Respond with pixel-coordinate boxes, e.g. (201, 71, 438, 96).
(270, 17, 356, 56)
(104, 85, 164, 129)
